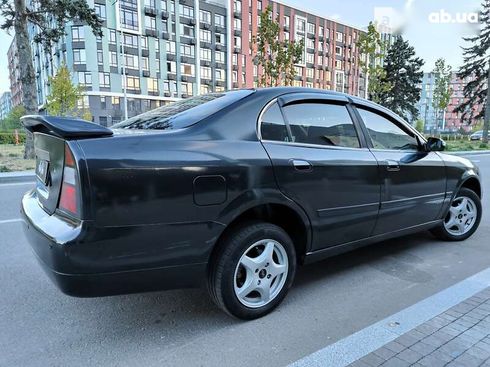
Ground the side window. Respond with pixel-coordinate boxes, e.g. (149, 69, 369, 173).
(260, 102, 289, 142)
(282, 102, 360, 148)
(357, 108, 419, 150)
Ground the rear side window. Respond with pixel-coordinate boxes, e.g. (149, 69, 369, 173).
(357, 108, 418, 150)
(113, 90, 254, 130)
(260, 102, 290, 142)
(282, 103, 360, 148)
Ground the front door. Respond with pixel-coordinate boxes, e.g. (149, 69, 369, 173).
(354, 106, 446, 235)
(259, 95, 381, 251)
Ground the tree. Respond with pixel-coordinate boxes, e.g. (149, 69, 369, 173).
(252, 5, 304, 87)
(1, 105, 25, 131)
(0, 0, 102, 157)
(455, 0, 490, 143)
(46, 63, 85, 117)
(432, 58, 453, 132)
(379, 35, 424, 121)
(356, 22, 391, 103)
(415, 119, 425, 133)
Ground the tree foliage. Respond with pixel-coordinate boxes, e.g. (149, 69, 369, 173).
(46, 63, 83, 116)
(432, 58, 453, 131)
(252, 6, 304, 87)
(379, 35, 424, 121)
(455, 0, 490, 143)
(356, 22, 391, 103)
(0, 0, 102, 157)
(0, 105, 26, 131)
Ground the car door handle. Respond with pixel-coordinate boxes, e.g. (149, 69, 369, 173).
(384, 160, 400, 172)
(291, 159, 312, 172)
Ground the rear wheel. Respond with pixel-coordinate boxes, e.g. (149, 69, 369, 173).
(208, 222, 296, 320)
(431, 187, 481, 241)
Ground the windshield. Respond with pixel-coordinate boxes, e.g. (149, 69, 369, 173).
(112, 90, 254, 130)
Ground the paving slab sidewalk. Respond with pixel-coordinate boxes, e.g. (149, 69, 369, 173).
(350, 288, 490, 367)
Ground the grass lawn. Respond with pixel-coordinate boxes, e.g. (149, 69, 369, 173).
(0, 144, 35, 172)
(444, 139, 489, 152)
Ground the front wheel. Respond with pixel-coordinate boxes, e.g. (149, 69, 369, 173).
(431, 187, 482, 241)
(208, 222, 296, 320)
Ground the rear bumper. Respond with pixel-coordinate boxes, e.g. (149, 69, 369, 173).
(21, 190, 212, 297)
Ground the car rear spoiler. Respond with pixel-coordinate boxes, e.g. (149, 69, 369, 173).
(21, 115, 113, 139)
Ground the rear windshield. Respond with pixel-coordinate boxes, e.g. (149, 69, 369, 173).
(113, 90, 254, 130)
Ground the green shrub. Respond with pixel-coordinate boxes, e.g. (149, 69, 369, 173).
(0, 165, 11, 172)
(479, 143, 488, 149)
(0, 132, 26, 145)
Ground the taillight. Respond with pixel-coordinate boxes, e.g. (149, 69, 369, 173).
(58, 144, 79, 217)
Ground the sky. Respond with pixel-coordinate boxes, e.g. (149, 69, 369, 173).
(0, 0, 484, 94)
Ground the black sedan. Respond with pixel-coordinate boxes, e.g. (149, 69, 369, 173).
(21, 88, 482, 319)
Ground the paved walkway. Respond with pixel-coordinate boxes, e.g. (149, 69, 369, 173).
(350, 287, 490, 367)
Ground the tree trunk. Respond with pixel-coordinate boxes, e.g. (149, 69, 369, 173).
(14, 0, 38, 159)
(483, 66, 490, 144)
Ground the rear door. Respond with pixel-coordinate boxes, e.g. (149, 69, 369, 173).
(353, 105, 446, 235)
(260, 93, 381, 251)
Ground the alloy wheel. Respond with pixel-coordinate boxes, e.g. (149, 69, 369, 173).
(444, 196, 477, 236)
(233, 239, 289, 308)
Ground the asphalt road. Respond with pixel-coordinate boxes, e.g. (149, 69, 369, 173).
(1, 153, 490, 367)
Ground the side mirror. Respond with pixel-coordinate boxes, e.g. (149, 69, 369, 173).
(425, 137, 446, 152)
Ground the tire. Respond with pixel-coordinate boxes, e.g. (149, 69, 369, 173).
(208, 222, 297, 320)
(431, 187, 482, 241)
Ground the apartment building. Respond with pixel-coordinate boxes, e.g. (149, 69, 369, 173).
(11, 0, 366, 126)
(230, 0, 366, 96)
(8, 39, 23, 108)
(417, 72, 484, 133)
(0, 92, 12, 120)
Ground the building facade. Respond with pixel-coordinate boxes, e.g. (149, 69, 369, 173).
(8, 39, 23, 108)
(0, 92, 12, 120)
(417, 72, 484, 133)
(11, 0, 366, 126)
(230, 0, 366, 96)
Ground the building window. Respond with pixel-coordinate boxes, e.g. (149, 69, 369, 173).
(215, 69, 225, 81)
(148, 77, 158, 92)
(201, 85, 211, 94)
(232, 53, 238, 65)
(155, 39, 160, 52)
(99, 72, 110, 88)
(201, 66, 212, 79)
(95, 4, 106, 19)
(200, 29, 211, 43)
(155, 58, 160, 72)
(167, 61, 176, 73)
(306, 68, 314, 78)
(145, 15, 156, 30)
(97, 50, 103, 65)
(181, 82, 193, 96)
(166, 40, 176, 54)
(215, 14, 225, 27)
(257, 0, 262, 10)
(124, 54, 139, 69)
(73, 49, 86, 64)
(200, 48, 211, 61)
(215, 51, 225, 63)
(180, 43, 195, 57)
(306, 53, 314, 64)
(307, 22, 315, 34)
(123, 33, 138, 48)
(120, 7, 139, 31)
(141, 57, 149, 71)
(179, 4, 194, 18)
(336, 31, 343, 42)
(296, 18, 305, 32)
(181, 63, 195, 76)
(284, 15, 290, 27)
(319, 25, 324, 37)
(124, 75, 140, 91)
(234, 0, 241, 12)
(335, 46, 342, 56)
(234, 36, 241, 49)
(110, 51, 117, 67)
(306, 38, 314, 50)
(164, 80, 177, 96)
(141, 36, 148, 49)
(145, 0, 156, 7)
(200, 10, 211, 23)
(71, 26, 84, 41)
(335, 60, 343, 69)
(234, 18, 241, 30)
(100, 96, 107, 109)
(109, 29, 116, 43)
(180, 24, 195, 37)
(78, 72, 92, 86)
(215, 33, 225, 45)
